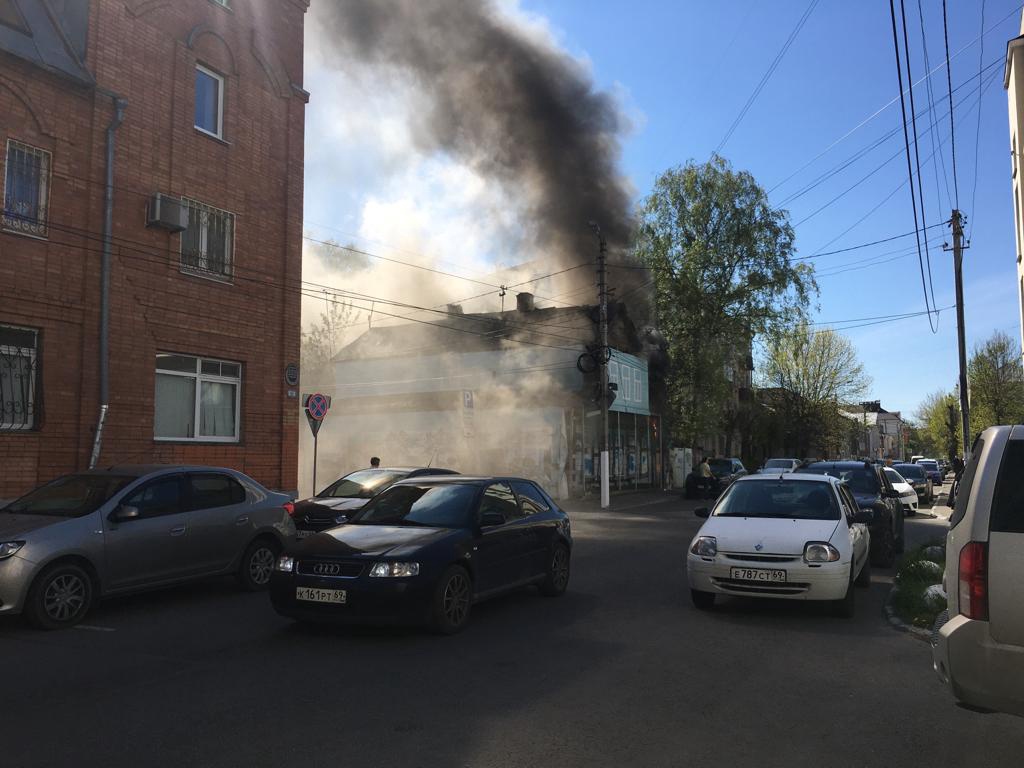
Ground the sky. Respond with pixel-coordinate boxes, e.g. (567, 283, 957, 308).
(300, 0, 1023, 421)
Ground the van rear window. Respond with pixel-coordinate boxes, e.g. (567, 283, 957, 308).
(990, 439, 1024, 533)
(950, 437, 984, 528)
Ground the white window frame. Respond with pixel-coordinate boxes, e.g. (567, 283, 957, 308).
(194, 64, 224, 139)
(154, 353, 241, 443)
(2, 139, 51, 238)
(0, 323, 38, 431)
(179, 197, 235, 280)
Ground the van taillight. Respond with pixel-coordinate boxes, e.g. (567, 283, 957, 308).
(283, 502, 296, 517)
(958, 542, 988, 621)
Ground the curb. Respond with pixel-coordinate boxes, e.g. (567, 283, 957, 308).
(883, 586, 933, 643)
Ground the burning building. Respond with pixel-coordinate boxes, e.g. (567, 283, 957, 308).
(311, 293, 664, 499)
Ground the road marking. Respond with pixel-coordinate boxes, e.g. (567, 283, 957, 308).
(73, 624, 116, 632)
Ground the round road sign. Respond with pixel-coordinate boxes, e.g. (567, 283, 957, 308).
(307, 392, 329, 421)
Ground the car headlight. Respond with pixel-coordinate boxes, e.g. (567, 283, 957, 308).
(0, 541, 24, 560)
(275, 555, 295, 573)
(369, 561, 420, 578)
(803, 542, 841, 563)
(690, 536, 717, 557)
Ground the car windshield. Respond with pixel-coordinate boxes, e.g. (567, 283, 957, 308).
(884, 469, 906, 484)
(894, 464, 924, 479)
(319, 470, 408, 499)
(799, 466, 879, 495)
(351, 484, 478, 528)
(708, 459, 733, 476)
(919, 461, 938, 470)
(714, 480, 840, 520)
(764, 459, 794, 469)
(4, 474, 136, 518)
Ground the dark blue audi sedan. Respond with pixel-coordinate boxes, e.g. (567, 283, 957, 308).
(269, 476, 572, 633)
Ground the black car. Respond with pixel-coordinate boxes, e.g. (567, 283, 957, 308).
(292, 467, 459, 537)
(892, 462, 933, 505)
(795, 461, 904, 567)
(270, 476, 572, 633)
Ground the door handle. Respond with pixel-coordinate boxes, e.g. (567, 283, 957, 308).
(235, 515, 249, 525)
(170, 525, 186, 536)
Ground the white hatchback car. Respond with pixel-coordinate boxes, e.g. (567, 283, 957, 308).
(883, 467, 919, 516)
(687, 474, 872, 617)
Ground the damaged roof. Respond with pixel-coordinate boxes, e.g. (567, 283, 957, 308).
(0, 0, 93, 86)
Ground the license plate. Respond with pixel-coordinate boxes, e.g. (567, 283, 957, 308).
(296, 529, 313, 539)
(730, 567, 786, 583)
(295, 587, 347, 604)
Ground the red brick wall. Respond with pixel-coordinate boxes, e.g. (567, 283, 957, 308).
(0, 0, 307, 498)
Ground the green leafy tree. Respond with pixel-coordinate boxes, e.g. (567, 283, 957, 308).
(634, 155, 816, 447)
(301, 299, 355, 389)
(915, 390, 960, 461)
(968, 331, 1024, 431)
(759, 326, 870, 457)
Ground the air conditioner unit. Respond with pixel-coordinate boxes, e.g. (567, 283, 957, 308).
(146, 193, 188, 232)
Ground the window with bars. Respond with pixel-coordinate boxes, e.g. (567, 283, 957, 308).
(180, 198, 234, 278)
(3, 140, 51, 237)
(0, 324, 40, 431)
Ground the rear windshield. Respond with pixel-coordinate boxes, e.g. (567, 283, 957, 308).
(4, 474, 136, 517)
(950, 438, 984, 528)
(798, 466, 879, 495)
(708, 459, 733, 476)
(990, 440, 1024, 533)
(893, 464, 924, 479)
(319, 470, 407, 499)
(764, 459, 794, 469)
(714, 480, 840, 520)
(352, 484, 478, 528)
(918, 460, 938, 469)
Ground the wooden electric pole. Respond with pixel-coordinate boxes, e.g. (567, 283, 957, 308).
(950, 210, 971, 457)
(591, 223, 610, 509)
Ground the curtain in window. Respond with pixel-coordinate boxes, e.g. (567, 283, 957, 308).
(200, 381, 236, 437)
(154, 373, 196, 438)
(4, 145, 41, 224)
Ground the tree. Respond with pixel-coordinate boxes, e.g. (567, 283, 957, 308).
(915, 390, 960, 461)
(968, 330, 1024, 431)
(301, 299, 355, 389)
(759, 326, 871, 457)
(635, 155, 816, 447)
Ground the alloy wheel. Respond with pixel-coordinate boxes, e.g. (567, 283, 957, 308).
(43, 573, 87, 623)
(443, 572, 470, 626)
(249, 547, 276, 586)
(551, 547, 570, 591)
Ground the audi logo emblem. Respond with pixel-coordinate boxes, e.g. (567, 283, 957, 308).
(312, 563, 341, 576)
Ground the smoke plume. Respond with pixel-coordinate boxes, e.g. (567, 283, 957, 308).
(314, 0, 635, 270)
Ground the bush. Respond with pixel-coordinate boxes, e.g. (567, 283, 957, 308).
(891, 543, 947, 628)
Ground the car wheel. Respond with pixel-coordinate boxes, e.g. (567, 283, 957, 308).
(431, 565, 473, 634)
(871, 524, 896, 568)
(832, 571, 856, 618)
(26, 562, 95, 630)
(539, 544, 570, 597)
(238, 538, 280, 591)
(855, 553, 871, 588)
(691, 589, 716, 610)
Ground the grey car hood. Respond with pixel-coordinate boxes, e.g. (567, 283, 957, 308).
(303, 497, 368, 512)
(0, 512, 64, 538)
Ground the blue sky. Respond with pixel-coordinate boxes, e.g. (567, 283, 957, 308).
(303, 1, 1024, 420)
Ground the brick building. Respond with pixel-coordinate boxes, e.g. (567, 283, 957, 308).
(0, 0, 308, 499)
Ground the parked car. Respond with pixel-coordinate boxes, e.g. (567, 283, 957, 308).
(795, 461, 904, 567)
(883, 467, 919, 516)
(892, 462, 933, 505)
(708, 458, 747, 488)
(270, 476, 572, 633)
(918, 459, 944, 485)
(932, 426, 1024, 718)
(293, 467, 459, 538)
(759, 458, 801, 475)
(911, 455, 925, 464)
(0, 465, 296, 629)
(686, 474, 871, 617)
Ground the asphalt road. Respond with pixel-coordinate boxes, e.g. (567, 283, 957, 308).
(2, 480, 1021, 767)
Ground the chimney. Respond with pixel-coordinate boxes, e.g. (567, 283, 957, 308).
(446, 303, 464, 315)
(516, 292, 535, 312)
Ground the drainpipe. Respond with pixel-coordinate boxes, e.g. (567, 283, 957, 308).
(89, 96, 127, 469)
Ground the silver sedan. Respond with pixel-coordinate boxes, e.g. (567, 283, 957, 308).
(0, 465, 296, 629)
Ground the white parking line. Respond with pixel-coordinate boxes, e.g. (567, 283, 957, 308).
(73, 624, 116, 632)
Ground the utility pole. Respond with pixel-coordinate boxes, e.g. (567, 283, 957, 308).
(950, 209, 971, 458)
(591, 223, 610, 509)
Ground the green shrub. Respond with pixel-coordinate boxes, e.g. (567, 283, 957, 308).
(891, 543, 947, 629)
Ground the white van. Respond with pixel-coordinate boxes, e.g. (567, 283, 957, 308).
(932, 426, 1024, 717)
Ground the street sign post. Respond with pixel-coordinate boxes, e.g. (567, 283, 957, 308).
(303, 393, 331, 494)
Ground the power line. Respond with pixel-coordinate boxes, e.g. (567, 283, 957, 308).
(916, 0, 954, 213)
(796, 222, 948, 260)
(715, 0, 820, 153)
(943, 0, 962, 209)
(969, 0, 987, 230)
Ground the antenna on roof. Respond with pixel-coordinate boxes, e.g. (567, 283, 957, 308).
(427, 448, 437, 468)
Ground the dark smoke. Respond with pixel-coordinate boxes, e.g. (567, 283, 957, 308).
(315, 0, 638, 280)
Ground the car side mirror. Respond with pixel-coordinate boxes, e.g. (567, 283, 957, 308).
(110, 505, 140, 523)
(480, 511, 506, 527)
(851, 509, 874, 524)
(695, 507, 710, 518)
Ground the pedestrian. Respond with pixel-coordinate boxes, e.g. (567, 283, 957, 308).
(699, 456, 714, 498)
(370, 456, 381, 468)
